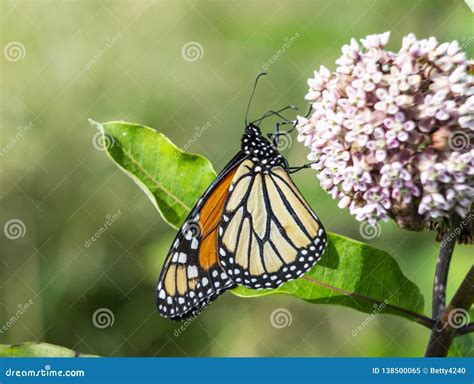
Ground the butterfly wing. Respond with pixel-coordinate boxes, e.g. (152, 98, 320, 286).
(218, 159, 327, 289)
(156, 153, 245, 320)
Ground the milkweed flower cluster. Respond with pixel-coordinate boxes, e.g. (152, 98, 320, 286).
(297, 32, 473, 233)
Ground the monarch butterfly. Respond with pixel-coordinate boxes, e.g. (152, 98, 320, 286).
(156, 74, 327, 320)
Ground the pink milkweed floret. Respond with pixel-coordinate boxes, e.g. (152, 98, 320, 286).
(297, 32, 473, 231)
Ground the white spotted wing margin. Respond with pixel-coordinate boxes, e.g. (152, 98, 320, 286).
(156, 153, 245, 321)
(218, 159, 327, 290)
(156, 221, 234, 321)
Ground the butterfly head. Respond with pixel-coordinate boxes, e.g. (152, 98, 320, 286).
(242, 124, 285, 167)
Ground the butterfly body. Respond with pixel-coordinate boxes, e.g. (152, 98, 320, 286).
(157, 124, 326, 320)
(241, 125, 285, 167)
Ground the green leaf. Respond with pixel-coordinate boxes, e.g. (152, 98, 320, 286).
(465, 0, 474, 13)
(93, 121, 426, 324)
(233, 233, 427, 323)
(90, 120, 216, 228)
(0, 342, 97, 357)
(449, 334, 474, 357)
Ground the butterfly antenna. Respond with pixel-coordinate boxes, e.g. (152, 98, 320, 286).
(245, 72, 267, 127)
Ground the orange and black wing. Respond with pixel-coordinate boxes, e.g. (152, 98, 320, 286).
(218, 159, 327, 289)
(156, 153, 244, 320)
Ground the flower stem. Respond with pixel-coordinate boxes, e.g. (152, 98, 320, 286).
(425, 266, 474, 357)
(431, 215, 461, 319)
(458, 322, 474, 335)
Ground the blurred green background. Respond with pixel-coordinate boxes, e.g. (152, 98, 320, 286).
(0, 0, 472, 357)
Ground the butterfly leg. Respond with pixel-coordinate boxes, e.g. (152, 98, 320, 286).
(251, 105, 298, 126)
(268, 104, 311, 142)
(288, 162, 317, 174)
